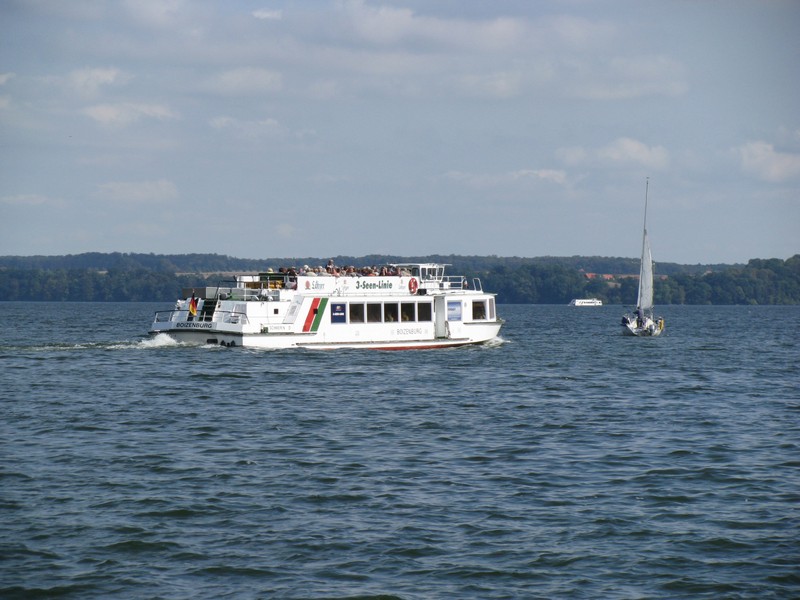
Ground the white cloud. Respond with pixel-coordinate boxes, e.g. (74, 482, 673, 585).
(1, 2, 796, 263)
(571, 55, 687, 100)
(83, 103, 177, 126)
(342, 0, 527, 51)
(67, 67, 130, 96)
(267, 6, 671, 104)
(598, 138, 669, 169)
(346, 1, 415, 45)
(253, 9, 282, 21)
(558, 138, 669, 170)
(337, 3, 619, 64)
(307, 80, 341, 100)
(555, 146, 588, 166)
(210, 115, 283, 138)
(122, 0, 185, 27)
(339, 0, 618, 54)
(544, 15, 616, 49)
(454, 71, 523, 99)
(531, 169, 568, 185)
(17, 1, 106, 20)
(207, 67, 283, 96)
(737, 141, 800, 183)
(95, 179, 179, 203)
(0, 193, 53, 206)
(445, 168, 568, 188)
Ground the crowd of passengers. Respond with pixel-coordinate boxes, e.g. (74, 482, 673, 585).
(269, 260, 412, 278)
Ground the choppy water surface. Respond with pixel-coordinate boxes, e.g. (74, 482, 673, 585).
(2, 303, 799, 599)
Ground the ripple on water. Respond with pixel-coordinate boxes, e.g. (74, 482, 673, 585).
(1, 304, 798, 599)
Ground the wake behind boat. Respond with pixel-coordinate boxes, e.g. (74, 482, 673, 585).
(621, 179, 665, 337)
(150, 262, 503, 349)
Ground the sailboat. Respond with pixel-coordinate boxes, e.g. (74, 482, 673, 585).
(621, 178, 665, 337)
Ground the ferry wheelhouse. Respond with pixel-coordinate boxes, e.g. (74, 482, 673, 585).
(150, 263, 503, 350)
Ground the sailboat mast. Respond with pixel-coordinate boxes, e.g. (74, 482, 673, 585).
(642, 177, 649, 242)
(637, 178, 650, 311)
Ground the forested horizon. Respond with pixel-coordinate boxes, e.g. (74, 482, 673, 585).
(0, 251, 743, 276)
(0, 252, 798, 305)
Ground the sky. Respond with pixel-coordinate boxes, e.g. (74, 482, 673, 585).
(1, 0, 798, 265)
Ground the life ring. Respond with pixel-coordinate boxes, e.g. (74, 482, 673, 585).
(408, 278, 418, 294)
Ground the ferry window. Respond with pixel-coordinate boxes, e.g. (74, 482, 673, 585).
(350, 303, 365, 323)
(472, 301, 487, 320)
(384, 303, 399, 323)
(417, 302, 432, 322)
(447, 300, 462, 321)
(400, 302, 415, 322)
(367, 303, 382, 323)
(489, 299, 496, 320)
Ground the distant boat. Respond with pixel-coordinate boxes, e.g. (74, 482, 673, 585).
(621, 179, 665, 337)
(569, 298, 603, 306)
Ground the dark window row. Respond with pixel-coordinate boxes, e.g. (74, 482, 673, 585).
(331, 301, 433, 324)
(330, 299, 494, 324)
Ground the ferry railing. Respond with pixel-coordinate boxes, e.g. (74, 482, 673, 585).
(153, 310, 176, 323)
(215, 286, 284, 302)
(153, 310, 209, 323)
(419, 275, 470, 291)
(153, 309, 249, 325)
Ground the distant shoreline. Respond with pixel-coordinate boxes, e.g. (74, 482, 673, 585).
(1, 253, 797, 305)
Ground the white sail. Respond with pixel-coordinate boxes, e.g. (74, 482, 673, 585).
(637, 229, 654, 312)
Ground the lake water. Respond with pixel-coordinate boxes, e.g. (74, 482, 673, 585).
(2, 303, 799, 599)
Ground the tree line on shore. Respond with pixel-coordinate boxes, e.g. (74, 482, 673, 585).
(0, 253, 798, 304)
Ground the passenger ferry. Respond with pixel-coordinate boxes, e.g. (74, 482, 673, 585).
(150, 263, 503, 349)
(569, 298, 603, 306)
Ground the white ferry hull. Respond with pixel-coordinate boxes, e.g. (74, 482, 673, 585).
(150, 264, 503, 350)
(150, 320, 502, 349)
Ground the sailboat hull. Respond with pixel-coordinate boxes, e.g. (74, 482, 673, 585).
(621, 314, 664, 337)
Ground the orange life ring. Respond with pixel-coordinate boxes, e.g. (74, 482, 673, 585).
(408, 278, 418, 294)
